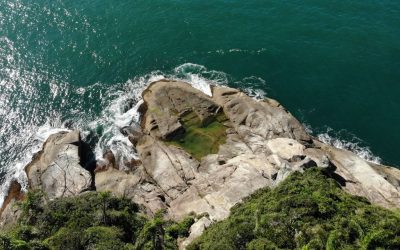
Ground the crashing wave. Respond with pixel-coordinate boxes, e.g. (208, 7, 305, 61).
(0, 63, 384, 208)
(317, 132, 382, 164)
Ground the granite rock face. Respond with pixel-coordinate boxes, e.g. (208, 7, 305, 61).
(315, 141, 400, 208)
(2, 80, 400, 248)
(25, 130, 92, 200)
(0, 130, 92, 228)
(93, 80, 400, 247)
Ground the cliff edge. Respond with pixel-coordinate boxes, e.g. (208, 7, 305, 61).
(1, 80, 400, 248)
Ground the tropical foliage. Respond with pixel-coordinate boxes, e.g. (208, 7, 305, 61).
(188, 168, 400, 250)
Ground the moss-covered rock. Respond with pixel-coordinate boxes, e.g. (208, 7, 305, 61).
(166, 111, 228, 160)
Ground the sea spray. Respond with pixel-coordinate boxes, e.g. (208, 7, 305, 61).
(0, 122, 70, 208)
(0, 63, 384, 208)
(317, 131, 382, 164)
(0, 63, 229, 207)
(304, 125, 382, 164)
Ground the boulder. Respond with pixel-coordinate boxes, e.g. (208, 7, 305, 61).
(315, 140, 400, 208)
(212, 86, 311, 143)
(180, 216, 212, 250)
(25, 130, 92, 200)
(0, 180, 24, 229)
(95, 150, 117, 173)
(141, 80, 219, 139)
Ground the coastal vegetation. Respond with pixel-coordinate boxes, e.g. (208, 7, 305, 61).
(0, 192, 194, 250)
(1, 168, 399, 249)
(188, 168, 400, 249)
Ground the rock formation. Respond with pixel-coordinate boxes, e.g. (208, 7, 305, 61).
(25, 130, 92, 199)
(96, 80, 400, 248)
(1, 80, 400, 248)
(0, 130, 92, 228)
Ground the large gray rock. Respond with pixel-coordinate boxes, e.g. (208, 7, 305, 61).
(180, 217, 212, 250)
(0, 131, 93, 230)
(212, 86, 311, 144)
(95, 80, 400, 248)
(141, 80, 219, 140)
(4, 80, 388, 248)
(315, 140, 400, 208)
(25, 130, 92, 200)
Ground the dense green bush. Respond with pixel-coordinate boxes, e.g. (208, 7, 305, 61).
(188, 168, 400, 250)
(2, 168, 399, 249)
(133, 210, 195, 250)
(0, 192, 194, 250)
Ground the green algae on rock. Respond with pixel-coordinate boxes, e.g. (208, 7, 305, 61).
(166, 111, 228, 160)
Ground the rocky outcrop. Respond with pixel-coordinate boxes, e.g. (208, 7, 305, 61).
(93, 80, 400, 247)
(0, 181, 24, 229)
(96, 81, 400, 246)
(315, 141, 400, 208)
(0, 130, 92, 229)
(96, 81, 316, 220)
(25, 130, 92, 199)
(1, 80, 400, 248)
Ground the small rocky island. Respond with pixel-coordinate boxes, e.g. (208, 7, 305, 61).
(1, 80, 400, 249)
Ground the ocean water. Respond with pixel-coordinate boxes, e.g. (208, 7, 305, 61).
(1, 0, 399, 202)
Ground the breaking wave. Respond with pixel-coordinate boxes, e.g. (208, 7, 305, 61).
(0, 63, 229, 207)
(0, 63, 383, 208)
(311, 127, 382, 164)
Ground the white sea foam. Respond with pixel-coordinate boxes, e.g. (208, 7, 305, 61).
(317, 132, 382, 164)
(304, 126, 382, 164)
(206, 48, 267, 55)
(0, 121, 70, 208)
(91, 63, 228, 168)
(0, 62, 384, 210)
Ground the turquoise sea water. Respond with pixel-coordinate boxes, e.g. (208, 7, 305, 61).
(0, 0, 399, 195)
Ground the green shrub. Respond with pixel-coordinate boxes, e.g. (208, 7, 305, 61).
(247, 238, 278, 250)
(134, 211, 195, 250)
(82, 226, 125, 250)
(43, 227, 82, 250)
(1, 191, 195, 249)
(26, 241, 49, 250)
(0, 234, 31, 250)
(166, 217, 195, 239)
(1, 192, 148, 249)
(0, 234, 13, 250)
(188, 168, 400, 249)
(4, 168, 400, 250)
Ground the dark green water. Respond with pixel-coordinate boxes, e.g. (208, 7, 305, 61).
(1, 0, 399, 197)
